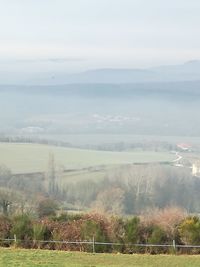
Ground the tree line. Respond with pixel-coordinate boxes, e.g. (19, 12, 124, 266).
(0, 163, 200, 216)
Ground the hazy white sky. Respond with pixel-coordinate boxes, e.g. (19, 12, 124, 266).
(0, 0, 200, 72)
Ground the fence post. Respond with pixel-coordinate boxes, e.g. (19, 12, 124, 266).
(172, 239, 176, 254)
(92, 236, 95, 253)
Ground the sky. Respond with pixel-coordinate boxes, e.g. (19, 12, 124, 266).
(0, 0, 200, 72)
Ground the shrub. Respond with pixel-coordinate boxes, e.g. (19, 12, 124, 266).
(147, 225, 168, 254)
(109, 216, 126, 252)
(37, 198, 58, 218)
(52, 212, 83, 222)
(0, 215, 11, 247)
(81, 219, 110, 252)
(140, 206, 186, 240)
(124, 217, 141, 253)
(33, 223, 48, 248)
(179, 216, 200, 245)
(11, 214, 33, 247)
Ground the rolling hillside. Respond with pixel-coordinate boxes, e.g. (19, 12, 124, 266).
(0, 143, 174, 174)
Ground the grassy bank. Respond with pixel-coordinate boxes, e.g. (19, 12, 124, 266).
(1, 248, 200, 267)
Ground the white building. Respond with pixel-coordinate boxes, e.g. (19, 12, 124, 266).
(192, 161, 200, 176)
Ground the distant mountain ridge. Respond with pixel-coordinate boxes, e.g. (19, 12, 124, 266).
(1, 60, 200, 85)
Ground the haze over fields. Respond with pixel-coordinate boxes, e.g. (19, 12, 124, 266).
(0, 0, 200, 141)
(1, 76, 200, 139)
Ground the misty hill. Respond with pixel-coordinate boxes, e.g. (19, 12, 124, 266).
(62, 60, 200, 84)
(1, 60, 200, 85)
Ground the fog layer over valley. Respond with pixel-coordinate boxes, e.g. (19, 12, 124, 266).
(0, 65, 200, 216)
(1, 80, 200, 139)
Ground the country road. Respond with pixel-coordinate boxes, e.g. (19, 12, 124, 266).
(172, 151, 183, 163)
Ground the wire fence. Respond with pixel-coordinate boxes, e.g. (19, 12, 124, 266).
(1, 237, 200, 254)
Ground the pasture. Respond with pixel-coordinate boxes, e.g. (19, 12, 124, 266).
(0, 143, 174, 174)
(1, 249, 200, 267)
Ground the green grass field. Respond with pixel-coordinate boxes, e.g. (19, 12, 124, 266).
(0, 143, 174, 174)
(60, 168, 109, 185)
(1, 249, 200, 267)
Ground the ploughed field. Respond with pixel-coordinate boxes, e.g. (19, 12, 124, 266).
(1, 249, 200, 267)
(0, 143, 174, 174)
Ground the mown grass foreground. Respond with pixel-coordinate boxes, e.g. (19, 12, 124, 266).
(1, 249, 200, 267)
